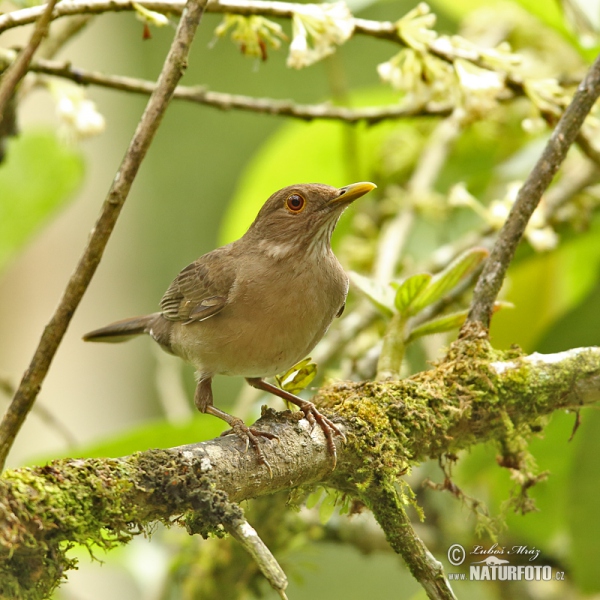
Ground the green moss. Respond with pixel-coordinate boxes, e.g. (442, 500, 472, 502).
(322, 339, 565, 528)
(2, 342, 596, 598)
(0, 450, 231, 599)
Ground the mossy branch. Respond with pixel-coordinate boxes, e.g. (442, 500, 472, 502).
(1, 343, 599, 598)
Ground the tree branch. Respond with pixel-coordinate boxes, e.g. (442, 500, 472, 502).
(0, 0, 59, 123)
(364, 481, 456, 600)
(1, 345, 598, 597)
(14, 55, 448, 123)
(0, 0, 395, 37)
(0, 0, 209, 470)
(464, 51, 600, 333)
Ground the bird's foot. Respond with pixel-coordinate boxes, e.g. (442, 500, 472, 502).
(220, 420, 278, 477)
(297, 400, 346, 468)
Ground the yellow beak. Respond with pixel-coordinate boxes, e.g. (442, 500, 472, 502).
(332, 181, 377, 204)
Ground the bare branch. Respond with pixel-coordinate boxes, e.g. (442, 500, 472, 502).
(464, 51, 600, 333)
(223, 517, 289, 599)
(0, 0, 59, 123)
(0, 0, 209, 469)
(0, 0, 398, 38)
(0, 55, 449, 123)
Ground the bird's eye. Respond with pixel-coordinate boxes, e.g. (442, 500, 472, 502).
(285, 193, 306, 214)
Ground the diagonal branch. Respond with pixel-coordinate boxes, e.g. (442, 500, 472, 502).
(364, 480, 456, 600)
(0, 0, 209, 470)
(0, 0, 59, 122)
(464, 51, 600, 333)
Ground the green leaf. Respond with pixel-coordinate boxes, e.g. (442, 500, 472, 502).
(407, 309, 469, 343)
(338, 494, 351, 515)
(0, 130, 84, 273)
(406, 302, 511, 343)
(409, 247, 488, 314)
(393, 273, 432, 313)
(318, 490, 337, 524)
(275, 358, 317, 395)
(305, 487, 324, 510)
(349, 271, 395, 317)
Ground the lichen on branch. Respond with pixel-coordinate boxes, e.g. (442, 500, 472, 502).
(1, 344, 598, 598)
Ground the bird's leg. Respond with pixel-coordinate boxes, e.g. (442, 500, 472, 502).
(194, 377, 277, 476)
(245, 377, 345, 468)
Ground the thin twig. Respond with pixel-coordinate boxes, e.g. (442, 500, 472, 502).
(0, 0, 59, 123)
(3, 0, 600, 163)
(464, 51, 600, 333)
(365, 481, 456, 600)
(0, 54, 450, 123)
(223, 517, 289, 599)
(0, 0, 209, 470)
(0, 0, 396, 37)
(16, 16, 94, 100)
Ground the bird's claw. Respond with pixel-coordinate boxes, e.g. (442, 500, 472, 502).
(299, 401, 345, 468)
(220, 422, 278, 477)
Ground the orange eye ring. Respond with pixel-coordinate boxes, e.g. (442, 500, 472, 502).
(286, 193, 306, 214)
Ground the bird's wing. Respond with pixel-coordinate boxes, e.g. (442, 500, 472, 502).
(160, 246, 236, 323)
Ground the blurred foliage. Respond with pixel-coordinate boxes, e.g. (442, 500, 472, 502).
(0, 130, 84, 273)
(30, 415, 227, 463)
(2, 0, 600, 598)
(212, 0, 600, 595)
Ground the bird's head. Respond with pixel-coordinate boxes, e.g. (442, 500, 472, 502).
(246, 182, 376, 256)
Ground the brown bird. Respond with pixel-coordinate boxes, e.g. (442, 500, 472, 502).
(84, 181, 376, 470)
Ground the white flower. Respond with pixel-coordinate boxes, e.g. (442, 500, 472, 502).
(521, 117, 546, 135)
(376, 60, 400, 89)
(448, 182, 481, 211)
(73, 99, 105, 137)
(396, 2, 437, 52)
(454, 59, 503, 94)
(524, 79, 570, 116)
(51, 82, 105, 141)
(377, 48, 457, 107)
(525, 226, 559, 252)
(378, 49, 433, 94)
(454, 58, 504, 114)
(133, 2, 169, 27)
(287, 2, 354, 69)
(215, 15, 286, 60)
(448, 180, 558, 252)
(487, 199, 512, 229)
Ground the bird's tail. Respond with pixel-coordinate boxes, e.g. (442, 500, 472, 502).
(83, 313, 160, 343)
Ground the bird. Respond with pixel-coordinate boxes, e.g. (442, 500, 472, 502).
(84, 181, 376, 471)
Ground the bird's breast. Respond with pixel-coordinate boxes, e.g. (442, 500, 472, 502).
(171, 252, 348, 378)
